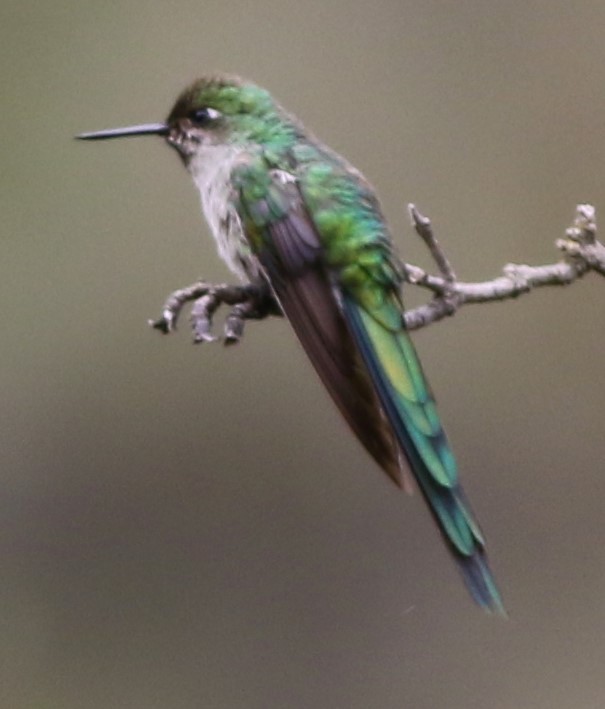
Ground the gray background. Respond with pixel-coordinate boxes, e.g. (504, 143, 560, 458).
(2, 2, 604, 707)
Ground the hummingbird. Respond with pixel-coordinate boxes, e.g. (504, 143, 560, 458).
(77, 74, 504, 613)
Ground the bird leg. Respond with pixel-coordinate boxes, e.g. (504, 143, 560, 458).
(149, 279, 281, 345)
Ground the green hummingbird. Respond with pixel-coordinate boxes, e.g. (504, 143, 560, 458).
(77, 74, 504, 613)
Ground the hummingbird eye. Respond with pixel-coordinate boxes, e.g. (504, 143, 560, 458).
(189, 107, 222, 126)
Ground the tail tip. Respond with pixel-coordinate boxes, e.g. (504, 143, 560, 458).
(459, 553, 507, 617)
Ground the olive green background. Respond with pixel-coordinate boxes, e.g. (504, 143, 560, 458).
(2, 2, 604, 708)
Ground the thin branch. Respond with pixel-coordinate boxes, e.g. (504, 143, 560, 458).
(149, 204, 603, 343)
(402, 204, 603, 331)
(408, 204, 457, 282)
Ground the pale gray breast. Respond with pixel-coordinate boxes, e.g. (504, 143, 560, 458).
(189, 145, 260, 283)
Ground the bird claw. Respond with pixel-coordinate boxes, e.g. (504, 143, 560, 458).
(190, 292, 221, 344)
(148, 308, 177, 333)
(149, 279, 281, 346)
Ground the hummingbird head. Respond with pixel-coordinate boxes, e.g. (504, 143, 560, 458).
(165, 75, 297, 161)
(77, 74, 300, 164)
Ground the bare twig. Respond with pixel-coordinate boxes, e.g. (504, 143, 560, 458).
(402, 204, 602, 331)
(149, 204, 603, 342)
(408, 204, 457, 282)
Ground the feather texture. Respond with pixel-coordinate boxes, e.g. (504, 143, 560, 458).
(225, 112, 504, 611)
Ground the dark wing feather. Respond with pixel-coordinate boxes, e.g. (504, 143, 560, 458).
(235, 168, 404, 485)
(270, 206, 405, 486)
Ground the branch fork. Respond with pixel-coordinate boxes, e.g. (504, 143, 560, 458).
(402, 203, 603, 330)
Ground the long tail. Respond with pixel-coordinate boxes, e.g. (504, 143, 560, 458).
(342, 293, 505, 614)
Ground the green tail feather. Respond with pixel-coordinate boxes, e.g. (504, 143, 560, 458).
(342, 293, 505, 614)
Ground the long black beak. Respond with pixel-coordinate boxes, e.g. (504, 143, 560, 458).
(75, 122, 169, 141)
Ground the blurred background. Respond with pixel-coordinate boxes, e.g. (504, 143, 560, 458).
(1, 1, 604, 707)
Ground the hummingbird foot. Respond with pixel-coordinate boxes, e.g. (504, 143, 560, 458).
(149, 279, 281, 345)
(222, 286, 282, 345)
